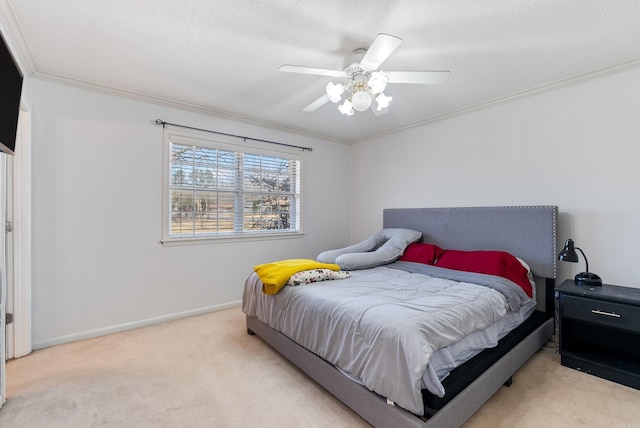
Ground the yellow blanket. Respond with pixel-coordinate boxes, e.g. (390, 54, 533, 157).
(254, 259, 340, 295)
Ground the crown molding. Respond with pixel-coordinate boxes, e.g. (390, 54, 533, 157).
(352, 57, 640, 144)
(0, 1, 37, 76)
(32, 68, 351, 145)
(29, 56, 640, 146)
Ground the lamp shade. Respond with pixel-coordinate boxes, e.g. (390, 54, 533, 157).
(557, 238, 602, 286)
(558, 239, 579, 263)
(375, 93, 392, 110)
(368, 71, 389, 94)
(326, 82, 344, 103)
(338, 99, 354, 116)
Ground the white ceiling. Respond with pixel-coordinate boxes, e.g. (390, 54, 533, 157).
(2, 0, 640, 143)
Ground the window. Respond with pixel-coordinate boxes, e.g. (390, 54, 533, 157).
(162, 128, 302, 244)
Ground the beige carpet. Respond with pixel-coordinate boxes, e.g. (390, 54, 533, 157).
(1, 308, 639, 427)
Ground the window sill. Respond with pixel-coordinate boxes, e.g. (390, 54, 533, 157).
(160, 231, 305, 247)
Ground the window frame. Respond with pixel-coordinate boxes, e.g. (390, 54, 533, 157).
(161, 127, 303, 246)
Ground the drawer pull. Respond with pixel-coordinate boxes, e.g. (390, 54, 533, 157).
(591, 309, 621, 318)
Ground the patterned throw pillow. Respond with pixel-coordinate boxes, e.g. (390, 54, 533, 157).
(287, 269, 351, 286)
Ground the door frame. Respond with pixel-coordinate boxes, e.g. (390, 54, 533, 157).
(5, 103, 32, 360)
(0, 100, 31, 410)
(0, 153, 6, 409)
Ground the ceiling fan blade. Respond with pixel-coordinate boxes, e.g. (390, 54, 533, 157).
(279, 65, 346, 78)
(387, 70, 451, 84)
(359, 34, 402, 71)
(303, 94, 330, 112)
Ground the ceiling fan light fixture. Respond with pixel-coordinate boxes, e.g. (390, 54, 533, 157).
(338, 99, 354, 116)
(375, 93, 392, 110)
(368, 71, 389, 93)
(326, 82, 344, 103)
(280, 34, 450, 116)
(351, 90, 372, 111)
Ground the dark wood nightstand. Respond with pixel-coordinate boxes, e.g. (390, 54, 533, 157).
(555, 279, 640, 390)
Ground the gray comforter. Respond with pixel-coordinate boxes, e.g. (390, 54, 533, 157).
(242, 262, 529, 415)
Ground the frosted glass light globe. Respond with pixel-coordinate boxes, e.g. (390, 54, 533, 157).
(351, 90, 372, 111)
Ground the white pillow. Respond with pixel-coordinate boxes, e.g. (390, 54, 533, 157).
(287, 269, 351, 286)
(317, 228, 422, 270)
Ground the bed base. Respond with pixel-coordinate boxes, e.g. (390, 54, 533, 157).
(247, 315, 553, 427)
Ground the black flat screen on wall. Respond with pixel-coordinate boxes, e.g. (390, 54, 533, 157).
(0, 32, 23, 155)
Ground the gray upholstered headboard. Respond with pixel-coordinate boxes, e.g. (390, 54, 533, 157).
(383, 206, 558, 279)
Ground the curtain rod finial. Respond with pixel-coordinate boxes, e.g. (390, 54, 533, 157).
(154, 119, 164, 126)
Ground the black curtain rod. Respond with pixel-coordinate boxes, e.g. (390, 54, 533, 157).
(154, 119, 313, 152)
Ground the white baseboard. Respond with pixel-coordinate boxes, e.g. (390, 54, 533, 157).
(32, 301, 242, 350)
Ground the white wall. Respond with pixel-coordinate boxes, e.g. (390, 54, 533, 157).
(29, 79, 351, 348)
(351, 65, 640, 288)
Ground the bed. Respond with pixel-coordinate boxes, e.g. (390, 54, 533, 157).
(242, 206, 557, 427)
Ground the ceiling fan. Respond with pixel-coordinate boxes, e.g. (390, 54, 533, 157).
(279, 33, 450, 116)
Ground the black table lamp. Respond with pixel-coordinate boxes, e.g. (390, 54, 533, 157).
(558, 238, 602, 286)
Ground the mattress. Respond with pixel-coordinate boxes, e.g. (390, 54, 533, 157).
(242, 261, 534, 415)
(425, 291, 535, 394)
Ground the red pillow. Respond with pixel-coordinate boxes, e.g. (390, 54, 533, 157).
(435, 250, 533, 297)
(399, 243, 445, 265)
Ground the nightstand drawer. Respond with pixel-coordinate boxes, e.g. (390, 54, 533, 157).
(561, 295, 640, 333)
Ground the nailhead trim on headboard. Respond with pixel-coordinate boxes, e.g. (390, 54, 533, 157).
(382, 206, 558, 280)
